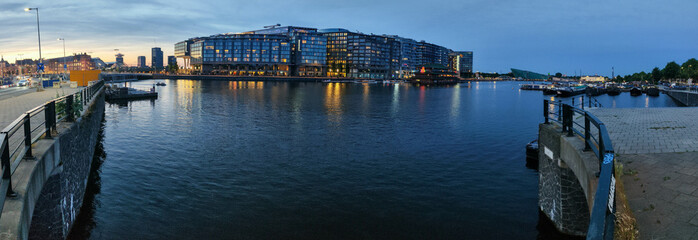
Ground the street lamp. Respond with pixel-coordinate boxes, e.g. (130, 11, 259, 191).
(58, 38, 66, 82)
(25, 7, 43, 90)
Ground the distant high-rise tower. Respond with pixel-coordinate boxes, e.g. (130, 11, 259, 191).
(115, 53, 124, 66)
(151, 47, 163, 70)
(167, 56, 176, 67)
(137, 56, 146, 68)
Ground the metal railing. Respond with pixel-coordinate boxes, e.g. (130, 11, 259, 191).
(0, 80, 104, 216)
(543, 100, 615, 240)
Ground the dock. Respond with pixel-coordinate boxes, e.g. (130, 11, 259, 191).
(587, 108, 698, 239)
(105, 87, 158, 101)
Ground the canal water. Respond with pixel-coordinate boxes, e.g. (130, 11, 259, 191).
(69, 80, 678, 239)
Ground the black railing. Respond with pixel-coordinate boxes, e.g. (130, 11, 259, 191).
(543, 100, 615, 240)
(0, 80, 104, 217)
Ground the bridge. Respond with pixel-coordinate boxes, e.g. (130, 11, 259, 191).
(0, 81, 105, 239)
(100, 73, 152, 83)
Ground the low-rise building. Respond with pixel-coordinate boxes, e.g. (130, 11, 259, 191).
(581, 75, 606, 82)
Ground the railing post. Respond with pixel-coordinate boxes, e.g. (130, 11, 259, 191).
(45, 101, 54, 139)
(66, 95, 74, 122)
(557, 100, 562, 122)
(565, 105, 574, 137)
(23, 114, 33, 159)
(543, 100, 549, 124)
(584, 112, 591, 151)
(1, 134, 17, 197)
(581, 96, 585, 110)
(572, 98, 575, 108)
(598, 126, 605, 171)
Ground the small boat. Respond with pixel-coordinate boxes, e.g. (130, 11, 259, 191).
(322, 79, 332, 83)
(630, 87, 642, 96)
(155, 82, 166, 86)
(556, 85, 587, 97)
(646, 87, 660, 97)
(543, 87, 557, 95)
(526, 139, 539, 160)
(354, 80, 378, 84)
(526, 139, 539, 169)
(520, 84, 548, 91)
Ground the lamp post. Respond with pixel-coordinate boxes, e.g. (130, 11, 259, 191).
(25, 7, 43, 90)
(58, 38, 66, 82)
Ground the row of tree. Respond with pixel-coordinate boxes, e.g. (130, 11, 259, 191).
(615, 58, 698, 83)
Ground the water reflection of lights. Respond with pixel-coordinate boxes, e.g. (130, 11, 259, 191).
(645, 96, 649, 108)
(419, 85, 426, 112)
(391, 84, 400, 115)
(324, 83, 343, 123)
(451, 84, 460, 119)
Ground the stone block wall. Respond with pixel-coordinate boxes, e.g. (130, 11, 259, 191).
(538, 123, 591, 236)
(665, 90, 698, 106)
(28, 92, 105, 239)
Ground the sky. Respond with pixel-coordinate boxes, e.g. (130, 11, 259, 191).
(1, 0, 697, 76)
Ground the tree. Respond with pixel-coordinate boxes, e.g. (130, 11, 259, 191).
(167, 62, 179, 74)
(554, 72, 562, 78)
(663, 61, 681, 80)
(681, 58, 698, 81)
(651, 67, 662, 83)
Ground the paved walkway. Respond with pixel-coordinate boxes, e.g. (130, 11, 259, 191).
(0, 84, 82, 129)
(588, 108, 698, 239)
(588, 108, 698, 154)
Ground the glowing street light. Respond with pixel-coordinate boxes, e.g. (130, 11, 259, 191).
(58, 38, 66, 81)
(25, 7, 43, 90)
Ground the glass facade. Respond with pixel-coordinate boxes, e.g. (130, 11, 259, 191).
(178, 25, 469, 77)
(321, 29, 398, 79)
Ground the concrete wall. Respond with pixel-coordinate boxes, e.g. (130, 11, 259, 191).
(665, 90, 698, 106)
(0, 89, 104, 240)
(538, 123, 600, 236)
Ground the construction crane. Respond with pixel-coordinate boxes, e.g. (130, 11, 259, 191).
(263, 24, 280, 29)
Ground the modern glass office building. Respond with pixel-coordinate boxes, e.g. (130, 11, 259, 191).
(320, 28, 399, 79)
(187, 34, 292, 76)
(250, 26, 327, 76)
(176, 25, 471, 78)
(137, 56, 146, 68)
(152, 47, 164, 71)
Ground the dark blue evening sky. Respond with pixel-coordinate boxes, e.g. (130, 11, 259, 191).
(1, 0, 696, 76)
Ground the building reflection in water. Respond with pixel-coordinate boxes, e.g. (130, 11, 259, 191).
(362, 84, 370, 113)
(324, 83, 344, 123)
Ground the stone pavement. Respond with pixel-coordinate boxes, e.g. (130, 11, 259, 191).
(620, 152, 698, 240)
(587, 108, 698, 239)
(0, 84, 82, 129)
(587, 108, 698, 154)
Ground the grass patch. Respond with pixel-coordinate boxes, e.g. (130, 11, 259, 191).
(615, 162, 639, 240)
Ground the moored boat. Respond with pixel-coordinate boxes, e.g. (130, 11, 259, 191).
(556, 85, 587, 97)
(646, 87, 660, 97)
(630, 87, 643, 96)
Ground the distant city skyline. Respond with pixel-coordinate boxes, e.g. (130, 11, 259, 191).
(1, 0, 697, 76)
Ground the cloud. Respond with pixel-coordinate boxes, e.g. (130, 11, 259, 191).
(1, 0, 697, 74)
